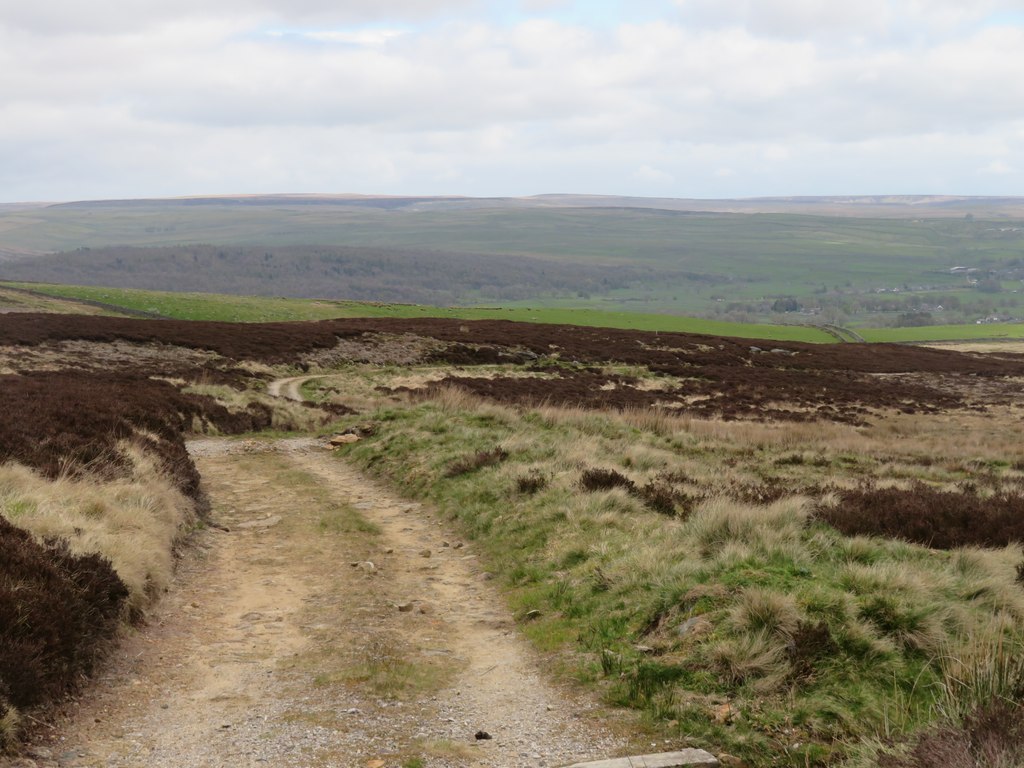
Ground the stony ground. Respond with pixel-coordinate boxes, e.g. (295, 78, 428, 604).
(11, 439, 653, 768)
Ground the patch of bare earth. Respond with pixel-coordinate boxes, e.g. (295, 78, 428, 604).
(14, 439, 638, 768)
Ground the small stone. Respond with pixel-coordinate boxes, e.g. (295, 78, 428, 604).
(397, 602, 415, 612)
(418, 603, 433, 615)
(330, 434, 360, 446)
(713, 703, 737, 724)
(419, 549, 432, 558)
(385, 548, 394, 555)
(718, 753, 747, 768)
(454, 542, 464, 549)
(357, 561, 377, 573)
(677, 616, 712, 639)
(522, 609, 542, 621)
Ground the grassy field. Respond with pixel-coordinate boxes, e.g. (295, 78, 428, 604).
(2, 281, 834, 342)
(10, 279, 1024, 344)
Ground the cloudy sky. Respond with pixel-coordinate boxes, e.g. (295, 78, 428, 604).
(1, 0, 1022, 201)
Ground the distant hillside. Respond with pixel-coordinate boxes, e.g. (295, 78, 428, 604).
(1, 194, 1022, 325)
(34, 193, 1024, 218)
(0, 244, 697, 306)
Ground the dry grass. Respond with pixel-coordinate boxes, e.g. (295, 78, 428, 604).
(0, 704, 20, 750)
(0, 445, 193, 616)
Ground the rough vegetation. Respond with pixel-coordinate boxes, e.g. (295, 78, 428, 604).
(4, 310, 1024, 764)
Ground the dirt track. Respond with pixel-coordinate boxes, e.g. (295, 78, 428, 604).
(266, 375, 326, 402)
(23, 440, 637, 768)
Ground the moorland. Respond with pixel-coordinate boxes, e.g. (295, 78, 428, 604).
(2, 306, 1024, 767)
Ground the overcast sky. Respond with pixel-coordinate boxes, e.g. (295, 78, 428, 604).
(1, 0, 1022, 201)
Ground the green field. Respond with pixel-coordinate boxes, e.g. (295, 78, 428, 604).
(861, 323, 1024, 342)
(3, 281, 834, 342)
(10, 280, 1024, 344)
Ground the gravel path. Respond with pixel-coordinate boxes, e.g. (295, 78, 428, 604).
(10, 439, 644, 768)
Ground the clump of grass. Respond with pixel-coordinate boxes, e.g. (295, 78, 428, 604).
(730, 587, 801, 637)
(0, 703, 20, 750)
(873, 632, 1024, 768)
(444, 447, 509, 478)
(935, 630, 1024, 723)
(334, 635, 451, 699)
(711, 631, 788, 687)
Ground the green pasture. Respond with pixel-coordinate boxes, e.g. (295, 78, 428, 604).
(2, 282, 831, 341)
(861, 323, 1024, 342)
(10, 280, 1024, 344)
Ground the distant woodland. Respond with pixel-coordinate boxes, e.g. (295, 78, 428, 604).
(0, 245, 701, 305)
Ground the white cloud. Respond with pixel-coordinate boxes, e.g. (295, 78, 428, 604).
(0, 0, 480, 34)
(276, 28, 410, 46)
(1, 2, 1023, 199)
(673, 0, 1024, 41)
(634, 165, 674, 183)
(982, 160, 1015, 175)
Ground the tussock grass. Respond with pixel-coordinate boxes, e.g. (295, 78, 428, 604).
(333, 383, 1024, 767)
(0, 702, 20, 750)
(0, 445, 194, 616)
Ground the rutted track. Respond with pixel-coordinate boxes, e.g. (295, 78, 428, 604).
(24, 440, 637, 768)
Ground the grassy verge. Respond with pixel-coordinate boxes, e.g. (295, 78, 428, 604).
(330, 386, 1024, 766)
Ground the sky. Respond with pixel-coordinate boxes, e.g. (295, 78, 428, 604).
(1, 0, 1023, 201)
